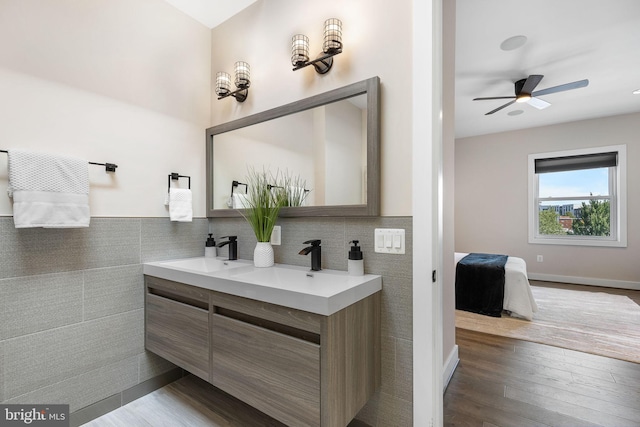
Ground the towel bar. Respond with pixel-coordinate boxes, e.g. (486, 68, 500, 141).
(1, 149, 118, 172)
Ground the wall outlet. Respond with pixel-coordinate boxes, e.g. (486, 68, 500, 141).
(536, 255, 543, 262)
(270, 226, 281, 245)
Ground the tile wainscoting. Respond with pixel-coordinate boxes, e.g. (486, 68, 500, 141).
(210, 216, 414, 427)
(0, 215, 413, 427)
(0, 217, 208, 426)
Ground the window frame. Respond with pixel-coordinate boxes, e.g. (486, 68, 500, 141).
(528, 145, 627, 247)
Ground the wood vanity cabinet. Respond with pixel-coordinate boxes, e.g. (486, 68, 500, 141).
(144, 275, 380, 427)
(144, 276, 210, 381)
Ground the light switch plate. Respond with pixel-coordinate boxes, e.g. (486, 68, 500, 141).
(374, 228, 405, 254)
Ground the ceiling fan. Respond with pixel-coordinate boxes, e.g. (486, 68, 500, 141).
(473, 74, 589, 115)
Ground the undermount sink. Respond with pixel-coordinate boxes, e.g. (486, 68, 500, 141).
(143, 257, 382, 315)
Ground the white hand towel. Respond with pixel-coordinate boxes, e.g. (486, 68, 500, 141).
(7, 149, 90, 228)
(167, 188, 192, 222)
(232, 193, 250, 209)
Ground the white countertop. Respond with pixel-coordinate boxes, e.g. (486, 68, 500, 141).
(143, 257, 382, 316)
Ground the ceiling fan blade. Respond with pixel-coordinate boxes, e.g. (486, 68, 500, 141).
(485, 99, 516, 115)
(520, 75, 544, 95)
(527, 96, 551, 110)
(473, 96, 516, 101)
(532, 79, 589, 97)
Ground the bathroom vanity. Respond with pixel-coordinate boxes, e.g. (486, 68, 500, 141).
(143, 257, 382, 427)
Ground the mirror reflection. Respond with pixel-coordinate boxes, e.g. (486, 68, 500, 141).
(206, 76, 380, 217)
(212, 94, 367, 210)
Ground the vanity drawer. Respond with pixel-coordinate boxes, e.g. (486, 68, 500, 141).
(210, 313, 321, 427)
(145, 292, 209, 380)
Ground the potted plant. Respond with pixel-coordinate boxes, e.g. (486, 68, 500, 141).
(240, 167, 287, 267)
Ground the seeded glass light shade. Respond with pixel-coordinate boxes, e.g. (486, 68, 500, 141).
(291, 34, 310, 67)
(322, 18, 342, 54)
(234, 61, 250, 89)
(215, 71, 231, 96)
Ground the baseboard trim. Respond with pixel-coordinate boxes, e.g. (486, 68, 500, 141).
(529, 273, 640, 291)
(443, 344, 459, 392)
(69, 368, 183, 427)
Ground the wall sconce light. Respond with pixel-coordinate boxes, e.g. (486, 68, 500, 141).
(291, 18, 342, 74)
(216, 61, 250, 102)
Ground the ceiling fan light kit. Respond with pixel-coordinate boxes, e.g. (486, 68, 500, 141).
(473, 74, 589, 115)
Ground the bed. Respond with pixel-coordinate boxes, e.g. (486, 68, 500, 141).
(455, 252, 538, 320)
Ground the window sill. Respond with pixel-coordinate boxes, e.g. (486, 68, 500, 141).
(529, 236, 627, 248)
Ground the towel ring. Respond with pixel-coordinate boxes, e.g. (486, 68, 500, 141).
(168, 173, 191, 193)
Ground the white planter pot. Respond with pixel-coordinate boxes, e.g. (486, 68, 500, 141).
(253, 242, 274, 267)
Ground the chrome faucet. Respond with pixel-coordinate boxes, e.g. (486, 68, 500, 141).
(217, 236, 238, 260)
(299, 239, 321, 271)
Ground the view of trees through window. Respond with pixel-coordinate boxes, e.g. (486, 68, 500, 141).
(539, 198, 611, 236)
(531, 146, 624, 246)
(537, 166, 612, 238)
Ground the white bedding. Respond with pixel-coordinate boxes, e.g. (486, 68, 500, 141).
(455, 252, 538, 320)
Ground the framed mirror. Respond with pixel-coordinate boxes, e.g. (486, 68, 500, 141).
(206, 76, 379, 217)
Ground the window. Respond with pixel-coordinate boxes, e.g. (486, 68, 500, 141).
(528, 145, 627, 247)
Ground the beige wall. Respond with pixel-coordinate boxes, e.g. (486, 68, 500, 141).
(455, 112, 640, 285)
(0, 0, 211, 217)
(210, 0, 413, 216)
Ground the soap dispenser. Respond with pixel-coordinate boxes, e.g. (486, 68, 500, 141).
(205, 234, 217, 258)
(348, 240, 364, 276)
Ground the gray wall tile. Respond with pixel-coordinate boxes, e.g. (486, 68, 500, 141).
(84, 265, 144, 321)
(3, 310, 143, 399)
(395, 338, 412, 403)
(0, 218, 67, 279)
(377, 391, 412, 427)
(345, 217, 413, 278)
(380, 336, 396, 396)
(141, 218, 209, 262)
(138, 351, 177, 383)
(62, 219, 141, 270)
(380, 275, 413, 341)
(208, 217, 257, 261)
(0, 272, 83, 340)
(123, 368, 182, 405)
(1, 215, 413, 424)
(355, 391, 380, 426)
(5, 357, 138, 412)
(0, 341, 4, 402)
(275, 218, 347, 270)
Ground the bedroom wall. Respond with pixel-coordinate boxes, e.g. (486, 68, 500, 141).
(455, 112, 640, 287)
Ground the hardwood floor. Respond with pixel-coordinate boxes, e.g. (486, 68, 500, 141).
(445, 328, 640, 426)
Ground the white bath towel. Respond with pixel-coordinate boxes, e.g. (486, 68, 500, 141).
(167, 188, 192, 222)
(7, 149, 90, 228)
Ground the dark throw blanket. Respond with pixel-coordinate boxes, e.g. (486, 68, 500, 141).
(455, 253, 508, 317)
